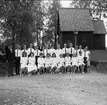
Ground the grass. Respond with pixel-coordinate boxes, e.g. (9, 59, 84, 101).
(90, 50, 107, 61)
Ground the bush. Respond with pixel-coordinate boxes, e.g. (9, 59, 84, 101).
(91, 60, 107, 73)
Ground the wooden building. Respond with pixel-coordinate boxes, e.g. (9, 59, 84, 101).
(57, 8, 106, 50)
(93, 20, 106, 50)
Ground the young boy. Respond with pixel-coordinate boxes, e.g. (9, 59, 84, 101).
(38, 53, 45, 74)
(57, 54, 66, 73)
(71, 53, 79, 73)
(27, 52, 37, 76)
(44, 53, 51, 74)
(64, 53, 72, 73)
(20, 49, 28, 76)
(51, 53, 58, 74)
(78, 51, 85, 74)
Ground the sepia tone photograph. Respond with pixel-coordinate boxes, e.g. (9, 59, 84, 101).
(0, 0, 107, 105)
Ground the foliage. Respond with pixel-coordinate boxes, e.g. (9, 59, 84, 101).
(0, 0, 44, 49)
(43, 0, 61, 48)
(71, 0, 107, 19)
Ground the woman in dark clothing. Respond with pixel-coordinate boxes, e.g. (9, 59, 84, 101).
(5, 45, 15, 77)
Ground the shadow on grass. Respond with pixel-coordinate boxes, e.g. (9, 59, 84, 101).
(0, 62, 8, 77)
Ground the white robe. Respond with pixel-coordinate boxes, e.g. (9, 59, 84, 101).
(51, 58, 58, 68)
(78, 56, 85, 66)
(57, 57, 65, 68)
(27, 48, 34, 56)
(20, 57, 28, 69)
(28, 57, 37, 72)
(68, 47, 75, 55)
(65, 57, 72, 66)
(56, 49, 63, 58)
(44, 58, 52, 68)
(72, 57, 78, 66)
(38, 57, 45, 68)
(84, 50, 90, 66)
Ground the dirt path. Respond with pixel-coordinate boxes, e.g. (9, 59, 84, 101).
(0, 72, 107, 105)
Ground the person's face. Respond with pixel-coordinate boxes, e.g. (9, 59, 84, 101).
(85, 46, 88, 50)
(75, 46, 78, 50)
(34, 46, 37, 50)
(24, 45, 26, 50)
(79, 45, 82, 49)
(64, 44, 67, 48)
(57, 44, 60, 49)
(70, 43, 73, 47)
(30, 44, 33, 48)
(9, 45, 12, 50)
(51, 46, 54, 49)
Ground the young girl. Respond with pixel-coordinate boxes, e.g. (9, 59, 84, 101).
(38, 53, 45, 74)
(78, 51, 85, 74)
(57, 54, 66, 73)
(64, 53, 72, 73)
(27, 52, 37, 76)
(72, 53, 79, 73)
(84, 46, 91, 73)
(44, 53, 51, 74)
(51, 53, 58, 74)
(20, 50, 28, 76)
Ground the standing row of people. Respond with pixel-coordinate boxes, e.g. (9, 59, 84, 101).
(5, 43, 90, 76)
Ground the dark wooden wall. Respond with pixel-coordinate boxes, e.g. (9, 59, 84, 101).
(59, 31, 93, 49)
(93, 34, 105, 50)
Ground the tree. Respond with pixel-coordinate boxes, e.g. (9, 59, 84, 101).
(43, 0, 61, 48)
(0, 0, 35, 52)
(70, 0, 107, 19)
(31, 0, 44, 47)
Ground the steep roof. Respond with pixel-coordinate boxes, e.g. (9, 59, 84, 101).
(59, 8, 94, 32)
(93, 20, 107, 34)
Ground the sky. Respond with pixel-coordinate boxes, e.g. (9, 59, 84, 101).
(60, 0, 71, 7)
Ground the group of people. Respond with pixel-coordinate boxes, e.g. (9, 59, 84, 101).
(5, 43, 90, 76)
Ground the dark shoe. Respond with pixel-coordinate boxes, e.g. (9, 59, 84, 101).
(11, 74, 14, 76)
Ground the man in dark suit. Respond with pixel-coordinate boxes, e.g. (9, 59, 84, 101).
(5, 45, 15, 77)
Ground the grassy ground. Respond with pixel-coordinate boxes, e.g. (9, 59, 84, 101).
(0, 50, 107, 105)
(0, 72, 107, 105)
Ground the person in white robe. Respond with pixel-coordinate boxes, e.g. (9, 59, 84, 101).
(27, 43, 34, 57)
(71, 53, 79, 73)
(78, 45, 84, 57)
(49, 45, 56, 56)
(44, 44, 49, 57)
(62, 43, 69, 58)
(64, 53, 72, 73)
(68, 43, 75, 58)
(56, 44, 63, 58)
(84, 46, 91, 73)
(57, 54, 66, 73)
(38, 53, 45, 74)
(78, 51, 85, 74)
(44, 53, 51, 73)
(20, 45, 28, 75)
(15, 44, 21, 75)
(27, 52, 37, 75)
(51, 53, 58, 73)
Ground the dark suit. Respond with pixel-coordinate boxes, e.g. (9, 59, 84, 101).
(5, 46, 15, 76)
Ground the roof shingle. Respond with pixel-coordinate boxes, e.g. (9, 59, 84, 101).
(93, 20, 107, 34)
(59, 8, 94, 32)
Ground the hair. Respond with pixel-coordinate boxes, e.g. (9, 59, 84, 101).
(52, 53, 56, 57)
(29, 52, 34, 57)
(46, 53, 51, 58)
